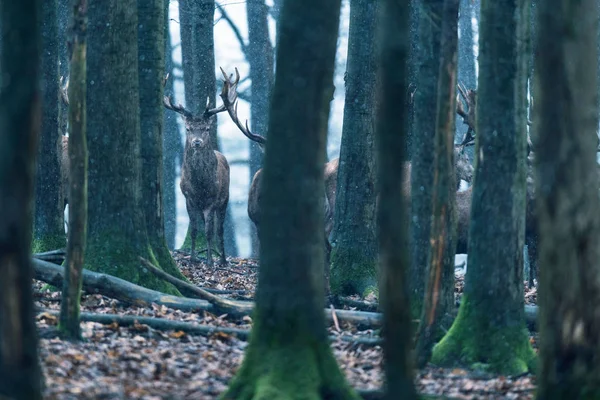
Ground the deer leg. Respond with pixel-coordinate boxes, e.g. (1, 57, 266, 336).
(216, 205, 227, 266)
(324, 235, 332, 297)
(187, 200, 199, 262)
(203, 209, 215, 268)
(526, 234, 538, 288)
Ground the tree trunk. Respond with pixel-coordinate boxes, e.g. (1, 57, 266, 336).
(431, 0, 535, 375)
(0, 0, 43, 396)
(246, 0, 273, 258)
(376, 0, 417, 397)
(221, 0, 358, 397)
(406, 0, 419, 161)
(456, 0, 476, 144)
(138, 0, 188, 282)
(415, 0, 459, 368)
(162, 0, 181, 250)
(330, 0, 379, 297)
(535, 0, 600, 397)
(59, 0, 87, 341)
(86, 0, 178, 294)
(409, 0, 444, 316)
(34, 0, 65, 253)
(58, 0, 70, 140)
(178, 0, 238, 257)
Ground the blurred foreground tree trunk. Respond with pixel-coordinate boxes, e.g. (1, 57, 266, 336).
(376, 0, 417, 397)
(0, 0, 43, 396)
(535, 0, 600, 398)
(431, 0, 535, 374)
(220, 0, 359, 397)
(34, 0, 65, 252)
(329, 0, 379, 297)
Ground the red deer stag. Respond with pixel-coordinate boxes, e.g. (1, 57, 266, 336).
(163, 75, 231, 267)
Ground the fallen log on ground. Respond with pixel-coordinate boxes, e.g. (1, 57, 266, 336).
(37, 309, 382, 347)
(33, 258, 214, 314)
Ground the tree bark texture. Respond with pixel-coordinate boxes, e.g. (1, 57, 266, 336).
(246, 0, 273, 257)
(376, 0, 417, 397)
(220, 0, 359, 397)
(86, 0, 178, 294)
(409, 0, 444, 316)
(534, 0, 600, 397)
(456, 0, 476, 144)
(415, 0, 459, 368)
(330, 0, 379, 297)
(59, 0, 88, 341)
(138, 0, 188, 282)
(34, 0, 65, 253)
(0, 0, 43, 396)
(431, 0, 535, 375)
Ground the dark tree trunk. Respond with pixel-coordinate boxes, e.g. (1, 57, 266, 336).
(329, 0, 379, 297)
(376, 0, 417, 397)
(34, 0, 65, 253)
(59, 0, 87, 341)
(138, 0, 187, 281)
(415, 0, 459, 368)
(535, 0, 600, 397)
(162, 0, 181, 250)
(246, 0, 273, 258)
(178, 0, 238, 257)
(409, 0, 444, 316)
(406, 0, 419, 161)
(0, 0, 43, 396)
(58, 0, 70, 139)
(456, 0, 476, 143)
(431, 0, 535, 374)
(221, 0, 358, 397)
(86, 0, 178, 294)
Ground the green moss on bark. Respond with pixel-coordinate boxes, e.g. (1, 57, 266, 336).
(430, 295, 536, 375)
(329, 247, 377, 297)
(150, 238, 189, 283)
(178, 224, 208, 252)
(85, 231, 180, 296)
(32, 234, 65, 253)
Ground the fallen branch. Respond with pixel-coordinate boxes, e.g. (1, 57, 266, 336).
(331, 296, 379, 313)
(33, 258, 214, 314)
(140, 257, 253, 318)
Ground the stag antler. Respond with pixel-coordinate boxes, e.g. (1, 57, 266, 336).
(456, 82, 477, 147)
(60, 75, 69, 106)
(162, 73, 194, 119)
(218, 67, 267, 146)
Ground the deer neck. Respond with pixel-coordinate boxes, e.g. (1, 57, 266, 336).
(183, 145, 218, 179)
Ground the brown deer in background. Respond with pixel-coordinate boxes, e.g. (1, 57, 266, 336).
(163, 75, 231, 267)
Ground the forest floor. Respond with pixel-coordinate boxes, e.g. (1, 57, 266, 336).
(35, 251, 537, 399)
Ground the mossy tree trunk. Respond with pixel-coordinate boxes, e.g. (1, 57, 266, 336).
(431, 0, 535, 375)
(138, 0, 188, 282)
(409, 0, 443, 317)
(59, 0, 87, 341)
(415, 0, 459, 368)
(162, 0, 181, 250)
(246, 0, 273, 258)
(376, 0, 417, 397)
(86, 0, 178, 294)
(329, 0, 379, 297)
(34, 0, 65, 253)
(0, 0, 43, 396)
(221, 0, 359, 398)
(178, 0, 238, 257)
(534, 0, 600, 397)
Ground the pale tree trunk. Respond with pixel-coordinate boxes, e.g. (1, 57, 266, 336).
(329, 0, 379, 297)
(431, 0, 535, 375)
(0, 0, 43, 396)
(535, 0, 600, 397)
(221, 0, 358, 397)
(376, 0, 417, 397)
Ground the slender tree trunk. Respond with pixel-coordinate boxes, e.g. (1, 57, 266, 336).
(456, 0, 476, 143)
(59, 0, 87, 340)
(535, 0, 600, 397)
(377, 0, 417, 397)
(138, 0, 188, 282)
(34, 0, 65, 252)
(409, 0, 444, 317)
(246, 0, 273, 258)
(58, 0, 70, 140)
(86, 0, 178, 294)
(406, 0, 419, 161)
(163, 0, 181, 250)
(0, 0, 43, 396)
(221, 0, 358, 397)
(329, 0, 379, 297)
(415, 0, 459, 368)
(431, 0, 535, 374)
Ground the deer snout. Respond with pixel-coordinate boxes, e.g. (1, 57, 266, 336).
(191, 138, 204, 148)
